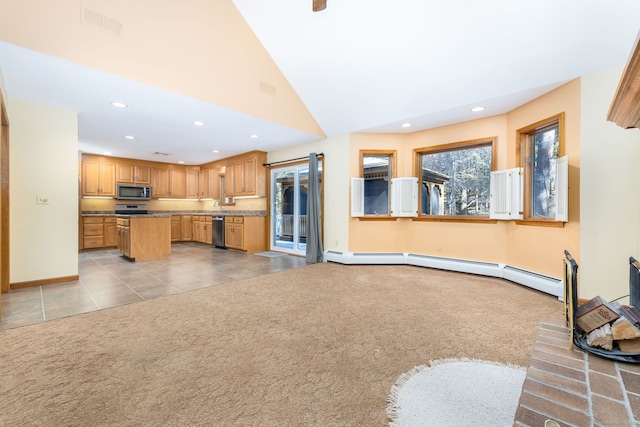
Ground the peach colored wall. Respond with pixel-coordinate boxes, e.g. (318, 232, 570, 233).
(504, 79, 581, 278)
(0, 0, 322, 136)
(348, 81, 580, 279)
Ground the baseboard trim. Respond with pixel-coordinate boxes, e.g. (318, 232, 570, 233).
(323, 251, 562, 299)
(11, 275, 80, 290)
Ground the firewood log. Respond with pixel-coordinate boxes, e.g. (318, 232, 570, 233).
(612, 317, 640, 340)
(587, 323, 613, 351)
(618, 338, 640, 353)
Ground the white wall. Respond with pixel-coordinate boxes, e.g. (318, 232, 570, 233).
(267, 134, 351, 253)
(9, 100, 79, 283)
(580, 67, 640, 301)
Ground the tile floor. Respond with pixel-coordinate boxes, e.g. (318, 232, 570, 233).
(0, 243, 307, 331)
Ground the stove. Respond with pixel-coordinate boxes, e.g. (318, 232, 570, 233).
(115, 204, 148, 215)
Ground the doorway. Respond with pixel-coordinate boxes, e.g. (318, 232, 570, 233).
(270, 161, 321, 256)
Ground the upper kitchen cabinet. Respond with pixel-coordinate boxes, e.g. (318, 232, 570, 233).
(117, 162, 151, 184)
(82, 154, 116, 197)
(186, 166, 200, 199)
(199, 162, 223, 200)
(225, 151, 267, 198)
(152, 165, 186, 198)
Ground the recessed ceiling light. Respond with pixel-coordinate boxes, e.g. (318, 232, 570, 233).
(124, 135, 135, 140)
(178, 161, 185, 164)
(212, 150, 220, 153)
(250, 134, 259, 139)
(104, 151, 112, 156)
(193, 121, 205, 126)
(401, 122, 411, 128)
(111, 102, 127, 108)
(471, 106, 485, 112)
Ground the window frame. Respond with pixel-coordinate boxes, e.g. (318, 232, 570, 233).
(515, 112, 565, 227)
(413, 137, 497, 223)
(358, 149, 397, 219)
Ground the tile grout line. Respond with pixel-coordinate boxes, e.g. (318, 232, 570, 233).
(78, 278, 101, 310)
(614, 362, 637, 425)
(582, 348, 595, 427)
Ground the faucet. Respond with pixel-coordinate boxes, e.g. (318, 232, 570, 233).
(213, 200, 223, 211)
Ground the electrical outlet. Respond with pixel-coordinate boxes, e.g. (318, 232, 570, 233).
(36, 195, 50, 205)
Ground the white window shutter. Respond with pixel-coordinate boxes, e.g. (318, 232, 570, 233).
(391, 177, 418, 217)
(555, 155, 569, 222)
(490, 168, 523, 220)
(490, 169, 511, 220)
(351, 178, 364, 217)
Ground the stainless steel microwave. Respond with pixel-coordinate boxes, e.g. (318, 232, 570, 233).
(117, 183, 151, 200)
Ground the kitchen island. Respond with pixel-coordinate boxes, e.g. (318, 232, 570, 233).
(116, 214, 171, 262)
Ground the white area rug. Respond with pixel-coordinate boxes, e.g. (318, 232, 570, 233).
(387, 358, 526, 427)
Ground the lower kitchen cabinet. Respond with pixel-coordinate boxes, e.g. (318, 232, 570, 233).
(192, 216, 213, 244)
(224, 216, 266, 253)
(82, 216, 117, 249)
(181, 216, 193, 241)
(117, 216, 171, 262)
(171, 216, 181, 242)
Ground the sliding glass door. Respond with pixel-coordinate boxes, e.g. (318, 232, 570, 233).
(270, 162, 321, 255)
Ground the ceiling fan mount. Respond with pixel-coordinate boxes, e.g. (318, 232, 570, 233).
(312, 0, 326, 12)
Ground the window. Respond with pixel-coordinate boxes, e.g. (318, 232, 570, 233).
(415, 138, 496, 217)
(359, 150, 396, 216)
(517, 113, 564, 222)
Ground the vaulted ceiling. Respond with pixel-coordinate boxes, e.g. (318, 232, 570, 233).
(0, 0, 639, 164)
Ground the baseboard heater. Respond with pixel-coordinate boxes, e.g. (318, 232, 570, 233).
(323, 251, 562, 298)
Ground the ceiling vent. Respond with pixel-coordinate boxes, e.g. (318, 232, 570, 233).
(152, 152, 170, 156)
(82, 6, 124, 38)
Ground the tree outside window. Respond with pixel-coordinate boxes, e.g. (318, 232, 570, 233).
(415, 138, 495, 217)
(517, 113, 564, 221)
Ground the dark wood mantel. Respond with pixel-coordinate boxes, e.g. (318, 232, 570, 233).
(608, 33, 640, 129)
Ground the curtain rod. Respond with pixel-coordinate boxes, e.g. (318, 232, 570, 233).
(263, 152, 324, 167)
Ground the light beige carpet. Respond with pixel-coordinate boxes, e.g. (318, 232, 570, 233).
(0, 263, 562, 426)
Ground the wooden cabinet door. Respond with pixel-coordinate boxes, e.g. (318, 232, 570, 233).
(181, 216, 192, 241)
(117, 164, 134, 183)
(169, 168, 186, 198)
(99, 163, 116, 196)
(104, 218, 117, 247)
(152, 167, 170, 197)
(207, 167, 220, 199)
(134, 165, 151, 184)
(171, 216, 181, 241)
(242, 157, 257, 195)
(186, 168, 199, 199)
(198, 169, 209, 199)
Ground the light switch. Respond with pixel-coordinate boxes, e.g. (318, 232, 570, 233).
(36, 195, 50, 205)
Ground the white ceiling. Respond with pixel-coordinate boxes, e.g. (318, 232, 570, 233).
(1, 0, 639, 165)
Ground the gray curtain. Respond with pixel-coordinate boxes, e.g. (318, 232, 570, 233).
(306, 153, 323, 263)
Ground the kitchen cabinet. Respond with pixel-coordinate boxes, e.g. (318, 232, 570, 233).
(192, 216, 212, 244)
(181, 216, 193, 241)
(82, 216, 117, 249)
(224, 216, 267, 252)
(117, 163, 151, 184)
(117, 216, 171, 262)
(171, 216, 181, 241)
(199, 164, 222, 199)
(225, 151, 266, 198)
(104, 217, 117, 247)
(82, 155, 115, 197)
(152, 166, 186, 198)
(186, 167, 200, 199)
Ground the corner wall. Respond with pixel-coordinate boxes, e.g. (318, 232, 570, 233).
(580, 67, 640, 302)
(8, 100, 78, 283)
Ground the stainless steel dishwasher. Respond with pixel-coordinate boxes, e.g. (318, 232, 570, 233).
(212, 216, 226, 248)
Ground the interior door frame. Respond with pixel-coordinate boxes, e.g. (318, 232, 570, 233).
(1, 89, 10, 312)
(267, 157, 324, 256)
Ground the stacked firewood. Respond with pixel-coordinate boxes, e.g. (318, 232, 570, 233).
(577, 296, 640, 352)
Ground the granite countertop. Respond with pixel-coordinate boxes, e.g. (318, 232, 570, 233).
(82, 210, 266, 217)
